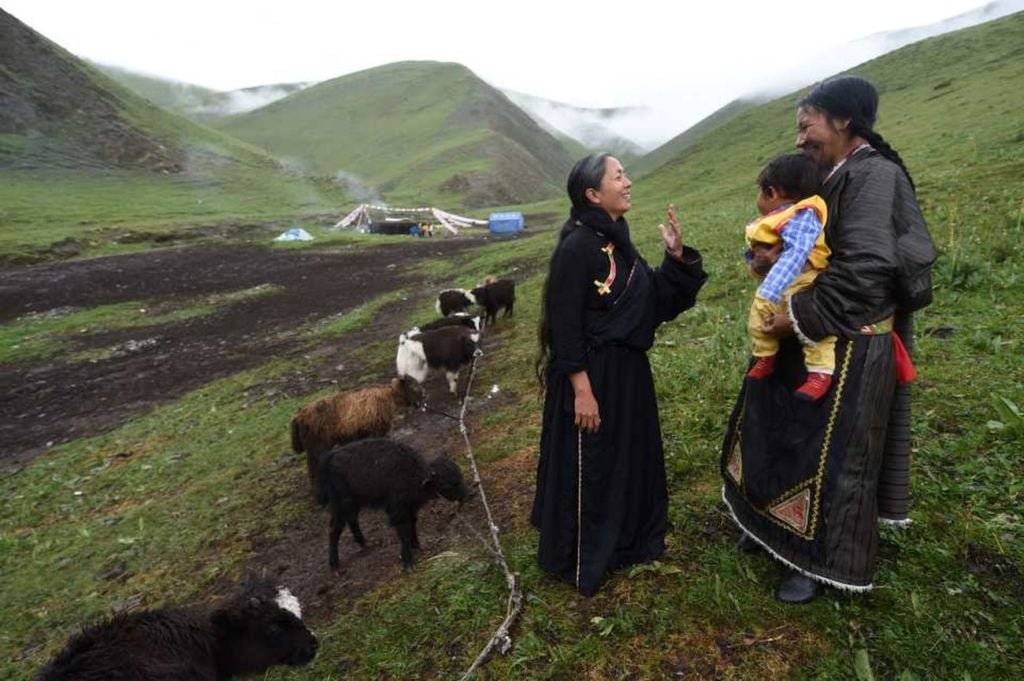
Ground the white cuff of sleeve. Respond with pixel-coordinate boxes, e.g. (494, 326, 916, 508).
(785, 294, 817, 348)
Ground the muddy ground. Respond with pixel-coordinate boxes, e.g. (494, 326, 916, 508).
(0, 238, 486, 464)
(1, 236, 540, 649)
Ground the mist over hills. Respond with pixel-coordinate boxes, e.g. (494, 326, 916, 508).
(502, 90, 647, 162)
(756, 0, 1024, 98)
(213, 61, 575, 207)
(0, 8, 349, 260)
(4, 1, 1021, 236)
(0, 7, 315, 178)
(501, 0, 1024, 152)
(635, 10, 1024, 217)
(95, 64, 312, 120)
(628, 97, 770, 178)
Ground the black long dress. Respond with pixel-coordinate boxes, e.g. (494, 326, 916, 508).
(721, 148, 934, 591)
(531, 208, 707, 596)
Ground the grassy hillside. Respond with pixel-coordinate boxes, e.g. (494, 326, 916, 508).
(214, 61, 574, 208)
(3, 10, 1024, 681)
(630, 96, 765, 178)
(0, 9, 348, 262)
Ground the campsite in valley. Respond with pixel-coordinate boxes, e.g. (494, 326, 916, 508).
(1, 3, 1023, 679)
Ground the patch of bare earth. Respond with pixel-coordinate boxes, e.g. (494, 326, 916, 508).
(0, 239, 483, 466)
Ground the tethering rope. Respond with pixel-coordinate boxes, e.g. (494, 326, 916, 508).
(451, 325, 524, 680)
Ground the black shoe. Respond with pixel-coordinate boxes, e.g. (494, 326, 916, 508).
(776, 569, 821, 604)
(735, 532, 762, 553)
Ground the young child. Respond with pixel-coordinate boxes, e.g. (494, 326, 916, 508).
(744, 153, 836, 401)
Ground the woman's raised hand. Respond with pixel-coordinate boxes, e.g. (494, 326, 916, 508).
(658, 203, 685, 260)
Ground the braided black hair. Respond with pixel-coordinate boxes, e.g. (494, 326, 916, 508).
(801, 76, 916, 192)
(535, 153, 612, 386)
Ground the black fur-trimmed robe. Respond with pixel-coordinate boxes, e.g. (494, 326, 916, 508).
(532, 209, 707, 596)
(721, 148, 932, 590)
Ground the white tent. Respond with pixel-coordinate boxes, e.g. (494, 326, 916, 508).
(333, 204, 487, 235)
(274, 227, 314, 241)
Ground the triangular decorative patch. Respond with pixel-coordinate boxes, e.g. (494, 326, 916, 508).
(726, 439, 742, 484)
(769, 488, 812, 533)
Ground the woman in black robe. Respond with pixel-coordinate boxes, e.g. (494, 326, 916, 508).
(721, 76, 936, 602)
(531, 153, 707, 596)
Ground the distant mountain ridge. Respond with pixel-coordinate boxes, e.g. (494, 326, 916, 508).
(95, 64, 313, 119)
(502, 90, 646, 162)
(214, 61, 575, 207)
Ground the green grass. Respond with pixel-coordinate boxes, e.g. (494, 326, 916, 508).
(0, 168, 350, 262)
(3, 11, 1024, 681)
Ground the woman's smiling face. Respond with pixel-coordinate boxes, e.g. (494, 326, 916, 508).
(796, 106, 849, 167)
(586, 157, 632, 220)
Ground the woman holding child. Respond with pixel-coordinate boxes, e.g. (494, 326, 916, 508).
(532, 153, 707, 596)
(721, 76, 936, 602)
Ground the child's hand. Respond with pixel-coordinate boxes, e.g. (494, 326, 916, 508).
(762, 310, 794, 338)
(750, 242, 782, 277)
(658, 204, 684, 260)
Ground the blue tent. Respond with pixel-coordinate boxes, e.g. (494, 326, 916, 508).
(488, 212, 524, 235)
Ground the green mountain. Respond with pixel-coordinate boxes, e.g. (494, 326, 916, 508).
(2, 11, 1024, 681)
(0, 8, 348, 261)
(213, 61, 575, 208)
(94, 64, 310, 120)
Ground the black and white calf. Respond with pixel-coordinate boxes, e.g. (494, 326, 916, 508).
(435, 288, 476, 317)
(37, 579, 317, 680)
(396, 325, 481, 395)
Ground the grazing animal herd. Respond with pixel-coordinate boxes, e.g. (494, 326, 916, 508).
(38, 277, 514, 678)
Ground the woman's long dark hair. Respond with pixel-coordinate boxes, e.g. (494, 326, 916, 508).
(800, 75, 916, 191)
(534, 152, 611, 387)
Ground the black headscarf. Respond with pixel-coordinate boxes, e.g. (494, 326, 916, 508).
(572, 205, 638, 264)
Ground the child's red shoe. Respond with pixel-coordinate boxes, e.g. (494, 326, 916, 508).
(795, 372, 833, 401)
(747, 355, 776, 380)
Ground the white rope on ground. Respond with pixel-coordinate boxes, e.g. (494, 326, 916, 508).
(455, 325, 525, 681)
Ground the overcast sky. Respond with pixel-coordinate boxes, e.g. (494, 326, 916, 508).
(6, 0, 1021, 146)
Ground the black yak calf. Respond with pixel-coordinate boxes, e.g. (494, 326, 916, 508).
(37, 579, 317, 680)
(471, 278, 515, 325)
(317, 438, 473, 572)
